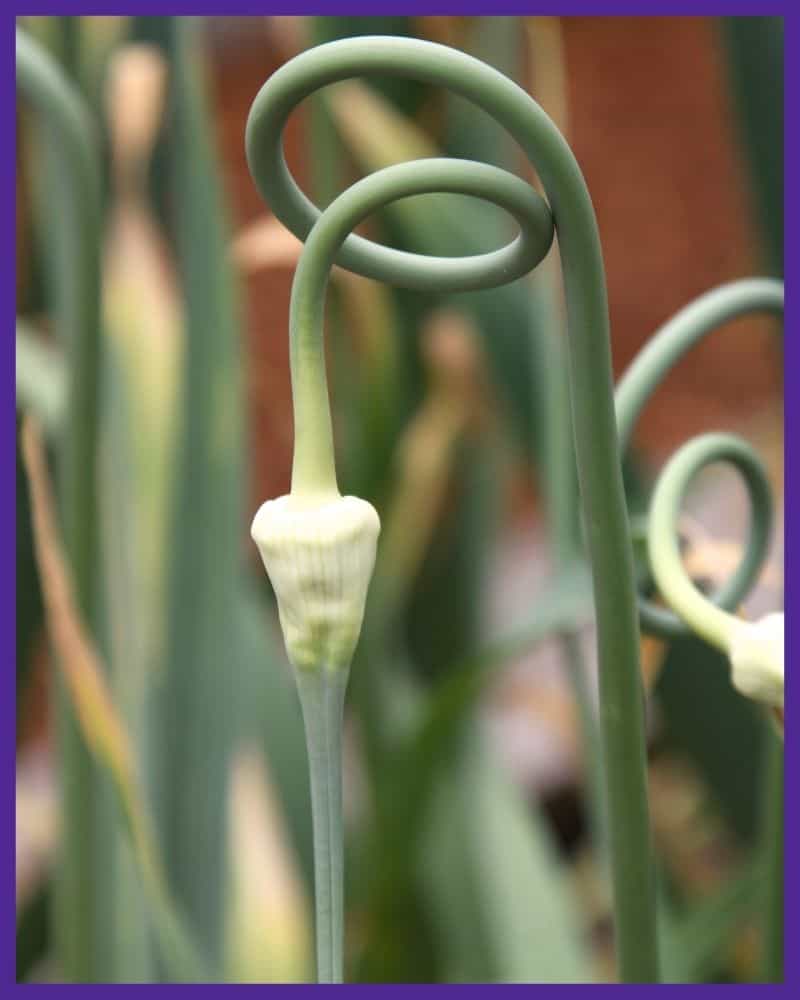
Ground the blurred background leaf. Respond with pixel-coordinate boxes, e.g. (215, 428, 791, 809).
(720, 16, 783, 277)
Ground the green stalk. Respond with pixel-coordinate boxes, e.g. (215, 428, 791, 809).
(302, 29, 389, 965)
(536, 270, 607, 854)
(16, 28, 103, 982)
(524, 16, 607, 859)
(615, 277, 784, 983)
(615, 278, 783, 640)
(307, 18, 394, 824)
(538, 316, 607, 854)
(759, 727, 783, 981)
(246, 36, 659, 980)
(295, 670, 348, 983)
(646, 434, 773, 653)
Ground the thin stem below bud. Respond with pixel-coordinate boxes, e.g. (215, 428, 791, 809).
(295, 668, 348, 983)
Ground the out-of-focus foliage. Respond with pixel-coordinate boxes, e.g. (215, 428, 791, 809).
(16, 15, 782, 984)
(720, 16, 783, 277)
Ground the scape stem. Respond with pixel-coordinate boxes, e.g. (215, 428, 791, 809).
(295, 670, 348, 983)
(246, 36, 659, 981)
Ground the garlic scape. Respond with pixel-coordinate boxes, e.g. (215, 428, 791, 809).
(646, 431, 784, 729)
(248, 33, 661, 983)
(618, 279, 784, 981)
(615, 279, 784, 730)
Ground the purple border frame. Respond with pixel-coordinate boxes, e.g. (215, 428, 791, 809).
(8, 4, 794, 992)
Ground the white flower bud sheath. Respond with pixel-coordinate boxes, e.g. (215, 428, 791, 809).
(251, 493, 380, 984)
(251, 494, 380, 672)
(729, 613, 784, 710)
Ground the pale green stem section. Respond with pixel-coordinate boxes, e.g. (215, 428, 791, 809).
(287, 157, 552, 498)
(295, 670, 348, 984)
(537, 271, 608, 854)
(759, 727, 784, 982)
(646, 433, 773, 652)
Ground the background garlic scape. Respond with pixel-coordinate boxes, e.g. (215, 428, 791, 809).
(611, 278, 784, 724)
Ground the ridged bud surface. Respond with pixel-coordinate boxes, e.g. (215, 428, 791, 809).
(251, 494, 380, 672)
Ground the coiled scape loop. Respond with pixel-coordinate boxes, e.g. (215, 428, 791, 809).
(615, 278, 784, 642)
